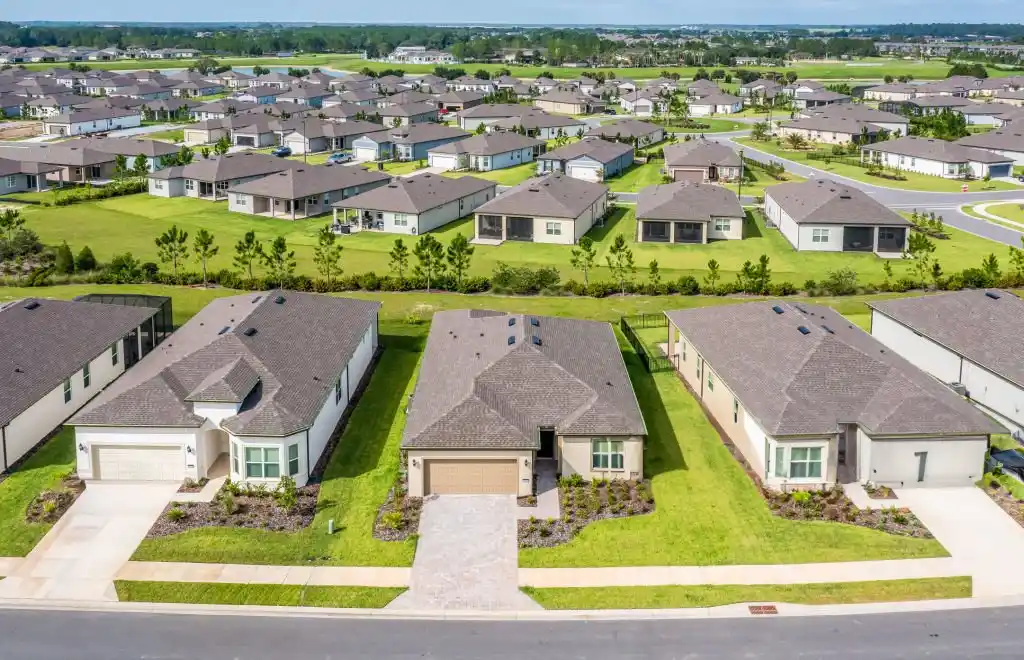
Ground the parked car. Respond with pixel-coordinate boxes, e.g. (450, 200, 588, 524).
(326, 151, 352, 164)
(272, 146, 292, 157)
(602, 108, 617, 115)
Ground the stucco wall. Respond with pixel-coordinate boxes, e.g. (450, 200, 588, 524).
(705, 215, 744, 241)
(558, 435, 643, 481)
(867, 436, 987, 487)
(406, 449, 534, 497)
(75, 426, 199, 480)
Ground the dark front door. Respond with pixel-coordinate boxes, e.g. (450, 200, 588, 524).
(843, 226, 874, 252)
(837, 424, 858, 483)
(538, 428, 555, 459)
(707, 165, 719, 181)
(123, 330, 141, 368)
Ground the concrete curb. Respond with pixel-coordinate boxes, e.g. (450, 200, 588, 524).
(0, 594, 1023, 622)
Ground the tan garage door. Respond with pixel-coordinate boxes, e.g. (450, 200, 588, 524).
(425, 459, 518, 495)
(673, 169, 704, 183)
(94, 445, 184, 482)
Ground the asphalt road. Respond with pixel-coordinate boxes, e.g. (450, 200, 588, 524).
(2, 606, 1024, 659)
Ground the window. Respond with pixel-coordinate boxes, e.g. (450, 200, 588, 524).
(244, 447, 280, 479)
(234, 194, 245, 205)
(789, 447, 823, 479)
(696, 356, 702, 379)
(879, 228, 898, 241)
(394, 213, 408, 227)
(153, 179, 164, 190)
(707, 371, 714, 392)
(111, 341, 119, 366)
(335, 375, 344, 404)
(5, 175, 16, 188)
(733, 398, 739, 423)
(88, 165, 102, 179)
(681, 341, 686, 362)
(184, 179, 195, 191)
(83, 364, 91, 388)
(591, 439, 624, 470)
(288, 444, 300, 476)
(774, 446, 785, 478)
(910, 158, 916, 167)
(811, 228, 831, 244)
(231, 442, 239, 475)
(714, 218, 731, 232)
(63, 378, 72, 403)
(545, 221, 561, 236)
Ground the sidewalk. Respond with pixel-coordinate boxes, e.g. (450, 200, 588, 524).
(117, 562, 410, 587)
(967, 200, 1024, 230)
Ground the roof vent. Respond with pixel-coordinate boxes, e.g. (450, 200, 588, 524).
(274, 295, 286, 304)
(243, 327, 257, 337)
(530, 317, 540, 327)
(797, 326, 811, 335)
(821, 325, 834, 334)
(23, 301, 40, 310)
(508, 317, 516, 326)
(507, 336, 515, 345)
(985, 291, 1001, 300)
(771, 305, 784, 314)
(218, 326, 230, 335)
(532, 336, 543, 346)
(252, 295, 262, 303)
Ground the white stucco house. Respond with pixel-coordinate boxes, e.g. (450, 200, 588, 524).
(70, 292, 380, 486)
(869, 290, 1024, 438)
(860, 136, 1014, 180)
(687, 93, 743, 117)
(42, 107, 142, 136)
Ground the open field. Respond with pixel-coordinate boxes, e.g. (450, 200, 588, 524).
(20, 54, 344, 72)
(523, 577, 972, 609)
(115, 581, 406, 608)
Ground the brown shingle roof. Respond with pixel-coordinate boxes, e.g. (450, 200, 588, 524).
(636, 182, 744, 222)
(765, 179, 911, 227)
(332, 172, 495, 214)
(428, 132, 542, 156)
(663, 139, 740, 168)
(473, 172, 607, 220)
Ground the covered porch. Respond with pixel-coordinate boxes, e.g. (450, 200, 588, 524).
(637, 219, 707, 244)
(331, 206, 386, 233)
(474, 213, 536, 244)
(251, 195, 324, 220)
(842, 225, 908, 254)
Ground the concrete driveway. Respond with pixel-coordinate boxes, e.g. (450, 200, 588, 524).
(388, 495, 540, 611)
(0, 482, 178, 602)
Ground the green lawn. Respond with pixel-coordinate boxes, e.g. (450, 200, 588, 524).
(132, 347, 419, 566)
(607, 162, 665, 192)
(981, 202, 1024, 229)
(0, 428, 76, 556)
(722, 165, 807, 198)
(146, 129, 184, 143)
(736, 138, 1020, 193)
(360, 160, 425, 176)
(22, 54, 341, 72)
(443, 162, 539, 186)
(523, 577, 972, 609)
(662, 118, 747, 133)
(114, 581, 405, 608)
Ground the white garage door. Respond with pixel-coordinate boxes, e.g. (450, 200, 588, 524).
(94, 445, 184, 482)
(428, 154, 460, 171)
(354, 146, 378, 162)
(567, 163, 601, 182)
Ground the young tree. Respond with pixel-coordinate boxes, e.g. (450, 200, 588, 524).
(214, 136, 231, 156)
(605, 234, 636, 295)
(930, 261, 944, 289)
(0, 207, 24, 242)
(176, 145, 194, 165)
(200, 146, 211, 159)
(882, 260, 894, 287)
(751, 121, 769, 141)
(193, 228, 219, 287)
(569, 236, 597, 288)
(75, 245, 96, 272)
(113, 154, 129, 180)
(132, 153, 149, 178)
(704, 258, 721, 290)
(233, 230, 262, 280)
(388, 238, 410, 280)
(981, 253, 1001, 283)
(155, 225, 189, 277)
(260, 236, 296, 288)
(1009, 238, 1024, 281)
(648, 259, 661, 287)
(313, 225, 343, 286)
(446, 233, 474, 288)
(753, 254, 772, 294)
(54, 241, 75, 275)
(904, 232, 936, 283)
(412, 234, 446, 292)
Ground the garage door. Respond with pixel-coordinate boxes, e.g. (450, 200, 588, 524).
(425, 459, 517, 495)
(354, 146, 378, 162)
(567, 164, 601, 181)
(989, 164, 1012, 178)
(235, 136, 256, 147)
(673, 169, 704, 183)
(429, 154, 459, 171)
(94, 445, 184, 482)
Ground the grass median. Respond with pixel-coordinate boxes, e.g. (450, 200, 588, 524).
(114, 581, 406, 608)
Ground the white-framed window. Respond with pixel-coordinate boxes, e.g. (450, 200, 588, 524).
(185, 179, 195, 191)
(910, 158, 916, 167)
(111, 341, 119, 366)
(545, 221, 561, 236)
(733, 398, 739, 423)
(230, 442, 239, 475)
(811, 228, 830, 244)
(681, 341, 686, 362)
(335, 375, 344, 404)
(234, 194, 245, 205)
(153, 179, 164, 190)
(714, 218, 731, 232)
(707, 371, 714, 392)
(83, 364, 91, 388)
(288, 444, 300, 476)
(323, 192, 331, 204)
(5, 175, 16, 188)
(63, 378, 72, 403)
(773, 445, 823, 480)
(591, 438, 624, 470)
(394, 213, 408, 227)
(244, 447, 280, 479)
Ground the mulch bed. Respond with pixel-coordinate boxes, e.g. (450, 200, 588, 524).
(981, 479, 1024, 528)
(176, 477, 209, 493)
(517, 495, 537, 508)
(865, 484, 898, 500)
(25, 475, 85, 524)
(372, 473, 422, 542)
(146, 483, 319, 538)
(518, 478, 655, 548)
(763, 488, 932, 539)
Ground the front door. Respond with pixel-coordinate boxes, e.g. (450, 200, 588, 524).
(837, 425, 858, 483)
(538, 428, 555, 459)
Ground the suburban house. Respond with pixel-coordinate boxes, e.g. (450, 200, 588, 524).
(473, 173, 608, 245)
(784, 80, 826, 97)
(535, 137, 634, 181)
(379, 90, 436, 108)
(332, 172, 495, 234)
(445, 76, 496, 94)
(317, 101, 367, 122)
(995, 90, 1024, 107)
(227, 165, 390, 220)
(860, 136, 1014, 179)
(791, 90, 851, 110)
(957, 102, 1019, 126)
(619, 91, 668, 117)
(738, 78, 783, 99)
(235, 87, 288, 105)
(584, 118, 664, 146)
(350, 123, 469, 162)
(0, 143, 123, 185)
(635, 182, 745, 244)
(880, 96, 975, 116)
(663, 139, 742, 183)
(25, 94, 93, 117)
(71, 292, 380, 485)
(170, 80, 223, 99)
(378, 102, 439, 126)
(688, 93, 743, 116)
(190, 99, 260, 121)
(869, 290, 1024, 437)
(664, 301, 1003, 489)
(282, 119, 389, 154)
(42, 107, 141, 136)
(0, 296, 164, 472)
(230, 116, 304, 148)
(763, 179, 911, 253)
(436, 90, 485, 113)
(214, 70, 255, 89)
(0, 157, 61, 194)
(459, 104, 531, 131)
(533, 89, 601, 115)
(687, 79, 721, 97)
(141, 98, 199, 121)
(426, 132, 544, 172)
(277, 85, 334, 108)
(338, 89, 385, 106)
(956, 130, 1024, 165)
(403, 309, 645, 496)
(800, 104, 909, 136)
(488, 111, 586, 139)
(148, 153, 300, 201)
(252, 72, 297, 89)
(183, 115, 263, 146)
(72, 136, 179, 171)
(779, 116, 883, 145)
(863, 83, 919, 102)
(533, 77, 559, 94)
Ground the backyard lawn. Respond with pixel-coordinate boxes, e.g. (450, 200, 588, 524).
(722, 164, 807, 198)
(523, 577, 972, 609)
(443, 161, 538, 186)
(360, 160, 424, 176)
(662, 118, 747, 133)
(146, 129, 184, 143)
(607, 162, 664, 192)
(0, 427, 76, 557)
(115, 581, 406, 608)
(735, 137, 1021, 193)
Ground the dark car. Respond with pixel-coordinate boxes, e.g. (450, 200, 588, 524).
(272, 146, 292, 158)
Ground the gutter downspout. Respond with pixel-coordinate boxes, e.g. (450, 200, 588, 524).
(2, 425, 7, 472)
(305, 429, 311, 484)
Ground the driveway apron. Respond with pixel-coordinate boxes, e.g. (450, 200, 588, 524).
(0, 482, 178, 602)
(388, 494, 540, 611)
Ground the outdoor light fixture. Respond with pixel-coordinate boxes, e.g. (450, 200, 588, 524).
(186, 446, 194, 455)
(411, 459, 420, 467)
(524, 458, 530, 467)
(77, 443, 86, 453)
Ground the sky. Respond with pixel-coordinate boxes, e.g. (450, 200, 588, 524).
(7, 0, 1024, 26)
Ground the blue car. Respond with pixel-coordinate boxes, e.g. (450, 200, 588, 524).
(272, 146, 292, 158)
(326, 151, 353, 164)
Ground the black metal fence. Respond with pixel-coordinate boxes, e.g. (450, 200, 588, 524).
(804, 151, 868, 169)
(620, 314, 674, 373)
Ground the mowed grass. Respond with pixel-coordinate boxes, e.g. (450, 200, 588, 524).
(523, 577, 972, 609)
(114, 581, 405, 608)
(0, 428, 76, 556)
(607, 162, 665, 192)
(735, 137, 1020, 193)
(983, 202, 1024, 228)
(146, 129, 184, 143)
(722, 165, 807, 198)
(663, 118, 747, 133)
(443, 161, 539, 186)
(132, 347, 420, 566)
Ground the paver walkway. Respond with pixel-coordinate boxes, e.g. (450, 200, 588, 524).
(517, 460, 559, 520)
(388, 495, 540, 611)
(0, 482, 178, 601)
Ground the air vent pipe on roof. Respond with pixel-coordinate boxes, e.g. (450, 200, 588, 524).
(986, 291, 1001, 300)
(23, 301, 40, 310)
(243, 327, 257, 337)
(797, 326, 811, 335)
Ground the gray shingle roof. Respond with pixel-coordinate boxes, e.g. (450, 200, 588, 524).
(44, 107, 139, 124)
(765, 179, 911, 227)
(427, 131, 542, 156)
(490, 111, 585, 131)
(782, 116, 881, 135)
(0, 298, 159, 427)
(537, 137, 633, 165)
(862, 136, 1012, 164)
(72, 291, 380, 436)
(378, 102, 437, 118)
(666, 301, 1004, 437)
(148, 152, 299, 182)
(403, 310, 646, 449)
(636, 182, 744, 222)
(227, 164, 390, 200)
(460, 103, 529, 119)
(474, 172, 607, 220)
(869, 290, 1024, 389)
(956, 129, 1024, 153)
(585, 118, 662, 141)
(333, 172, 495, 214)
(663, 139, 740, 168)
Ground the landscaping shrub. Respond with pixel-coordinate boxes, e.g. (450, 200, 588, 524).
(166, 507, 187, 522)
(491, 262, 561, 294)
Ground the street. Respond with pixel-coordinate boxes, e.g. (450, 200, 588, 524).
(0, 605, 1023, 659)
